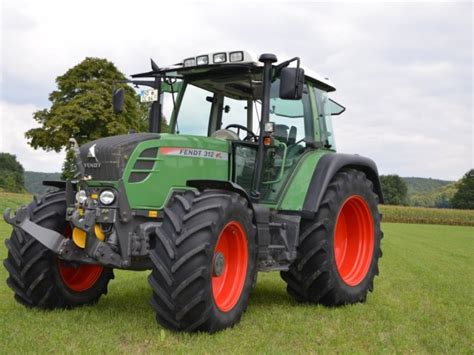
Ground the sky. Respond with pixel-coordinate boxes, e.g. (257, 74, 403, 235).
(0, 0, 472, 180)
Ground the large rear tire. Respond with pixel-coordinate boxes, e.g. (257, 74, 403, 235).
(281, 169, 383, 305)
(148, 190, 257, 332)
(3, 191, 114, 308)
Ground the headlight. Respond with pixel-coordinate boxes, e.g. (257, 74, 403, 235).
(229, 51, 244, 62)
(196, 55, 209, 66)
(183, 58, 196, 67)
(99, 190, 115, 205)
(75, 190, 87, 204)
(213, 53, 226, 63)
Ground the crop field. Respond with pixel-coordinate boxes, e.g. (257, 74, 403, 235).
(0, 192, 473, 353)
(380, 204, 474, 226)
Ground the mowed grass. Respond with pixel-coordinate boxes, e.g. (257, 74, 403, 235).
(0, 193, 473, 353)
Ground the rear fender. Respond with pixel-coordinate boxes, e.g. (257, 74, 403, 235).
(302, 153, 384, 219)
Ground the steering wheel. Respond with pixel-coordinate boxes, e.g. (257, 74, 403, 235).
(225, 124, 257, 141)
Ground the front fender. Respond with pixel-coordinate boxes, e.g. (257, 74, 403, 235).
(186, 179, 252, 206)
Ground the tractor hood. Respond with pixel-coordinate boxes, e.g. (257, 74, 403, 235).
(80, 133, 160, 181)
(80, 133, 230, 196)
(80, 133, 230, 209)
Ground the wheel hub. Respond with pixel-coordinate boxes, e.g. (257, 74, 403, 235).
(212, 221, 248, 312)
(213, 252, 225, 277)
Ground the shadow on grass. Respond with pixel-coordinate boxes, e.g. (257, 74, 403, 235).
(101, 285, 151, 310)
(74, 271, 308, 331)
(250, 282, 294, 307)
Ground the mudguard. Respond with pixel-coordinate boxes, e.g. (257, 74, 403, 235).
(187, 179, 252, 205)
(301, 153, 384, 219)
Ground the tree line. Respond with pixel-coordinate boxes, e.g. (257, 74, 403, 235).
(380, 172, 473, 209)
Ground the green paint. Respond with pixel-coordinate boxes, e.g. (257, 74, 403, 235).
(123, 134, 229, 209)
(277, 150, 330, 211)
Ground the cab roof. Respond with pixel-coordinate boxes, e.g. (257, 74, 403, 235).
(159, 50, 336, 92)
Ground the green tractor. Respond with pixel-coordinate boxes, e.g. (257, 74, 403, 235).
(4, 51, 383, 332)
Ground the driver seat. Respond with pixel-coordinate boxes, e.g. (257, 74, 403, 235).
(274, 124, 289, 143)
(288, 126, 297, 145)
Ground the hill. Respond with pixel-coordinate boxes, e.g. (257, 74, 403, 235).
(402, 177, 453, 195)
(24, 171, 62, 194)
(409, 183, 458, 208)
(401, 177, 457, 208)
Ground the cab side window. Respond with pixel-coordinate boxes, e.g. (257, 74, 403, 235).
(313, 87, 336, 150)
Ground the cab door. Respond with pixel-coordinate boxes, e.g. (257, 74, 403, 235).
(232, 81, 316, 203)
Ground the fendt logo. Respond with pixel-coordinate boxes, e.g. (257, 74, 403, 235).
(84, 144, 101, 168)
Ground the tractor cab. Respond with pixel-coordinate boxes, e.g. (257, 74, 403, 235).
(114, 51, 345, 204)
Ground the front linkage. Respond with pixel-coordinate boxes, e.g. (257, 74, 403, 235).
(4, 180, 154, 270)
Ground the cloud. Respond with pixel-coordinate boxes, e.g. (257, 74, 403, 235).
(0, 0, 472, 179)
(0, 101, 65, 172)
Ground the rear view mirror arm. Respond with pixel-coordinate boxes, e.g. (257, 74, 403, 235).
(274, 57, 300, 77)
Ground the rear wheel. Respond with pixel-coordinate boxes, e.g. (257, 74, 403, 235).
(281, 169, 383, 305)
(3, 191, 114, 308)
(148, 190, 257, 332)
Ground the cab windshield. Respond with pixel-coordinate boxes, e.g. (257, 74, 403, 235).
(168, 74, 313, 146)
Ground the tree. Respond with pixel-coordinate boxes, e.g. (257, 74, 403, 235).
(25, 57, 149, 178)
(451, 169, 474, 209)
(380, 174, 408, 205)
(0, 153, 25, 192)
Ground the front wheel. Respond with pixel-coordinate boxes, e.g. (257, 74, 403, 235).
(281, 169, 383, 305)
(148, 190, 257, 332)
(4, 191, 114, 309)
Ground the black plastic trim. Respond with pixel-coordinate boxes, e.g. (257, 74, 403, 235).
(129, 172, 149, 183)
(42, 180, 66, 189)
(133, 160, 154, 170)
(301, 153, 384, 219)
(140, 148, 158, 158)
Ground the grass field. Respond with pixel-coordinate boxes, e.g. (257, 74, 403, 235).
(0, 193, 473, 353)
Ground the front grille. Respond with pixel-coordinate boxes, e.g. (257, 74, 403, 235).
(79, 133, 159, 181)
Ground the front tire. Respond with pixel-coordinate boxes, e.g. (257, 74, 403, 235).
(148, 190, 257, 332)
(281, 169, 383, 305)
(3, 191, 114, 308)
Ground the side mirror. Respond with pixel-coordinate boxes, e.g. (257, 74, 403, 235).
(279, 67, 305, 100)
(112, 88, 125, 114)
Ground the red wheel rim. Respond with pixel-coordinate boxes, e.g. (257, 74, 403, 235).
(58, 226, 104, 292)
(334, 195, 374, 286)
(212, 221, 248, 312)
